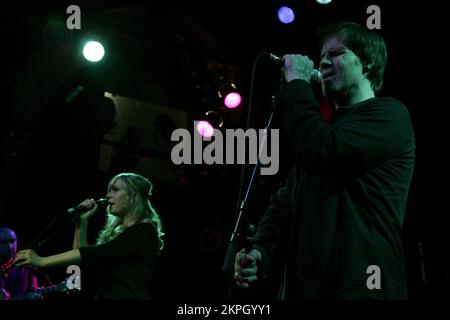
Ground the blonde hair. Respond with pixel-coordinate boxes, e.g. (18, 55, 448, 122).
(96, 173, 164, 252)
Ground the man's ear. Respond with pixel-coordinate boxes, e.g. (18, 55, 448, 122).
(363, 64, 373, 76)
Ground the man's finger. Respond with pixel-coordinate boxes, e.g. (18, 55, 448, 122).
(234, 273, 258, 286)
(238, 267, 258, 277)
(239, 253, 258, 267)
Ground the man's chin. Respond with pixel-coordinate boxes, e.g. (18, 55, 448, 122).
(322, 87, 337, 99)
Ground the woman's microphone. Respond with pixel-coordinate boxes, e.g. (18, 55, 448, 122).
(67, 198, 108, 214)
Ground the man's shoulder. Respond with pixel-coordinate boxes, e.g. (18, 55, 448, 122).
(369, 96, 408, 109)
(361, 96, 411, 116)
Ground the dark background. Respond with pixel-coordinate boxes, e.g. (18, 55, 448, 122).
(0, 0, 449, 300)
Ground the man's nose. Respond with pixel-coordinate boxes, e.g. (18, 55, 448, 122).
(319, 56, 332, 71)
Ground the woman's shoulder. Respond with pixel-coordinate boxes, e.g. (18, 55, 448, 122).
(126, 220, 157, 237)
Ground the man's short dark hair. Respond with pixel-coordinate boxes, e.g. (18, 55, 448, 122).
(317, 21, 387, 92)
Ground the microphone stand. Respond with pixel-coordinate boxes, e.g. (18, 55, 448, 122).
(222, 52, 283, 299)
(222, 100, 277, 269)
(26, 209, 80, 250)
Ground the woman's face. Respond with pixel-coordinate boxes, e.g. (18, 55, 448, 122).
(106, 179, 133, 218)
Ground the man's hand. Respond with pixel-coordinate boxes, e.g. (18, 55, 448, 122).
(234, 248, 262, 289)
(283, 54, 315, 83)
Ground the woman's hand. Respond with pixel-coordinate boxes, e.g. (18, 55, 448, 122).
(14, 249, 45, 268)
(77, 198, 99, 222)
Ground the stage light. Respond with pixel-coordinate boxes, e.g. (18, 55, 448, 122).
(316, 0, 332, 4)
(196, 120, 214, 138)
(196, 110, 224, 138)
(224, 92, 241, 109)
(217, 82, 241, 109)
(82, 41, 105, 62)
(277, 6, 295, 24)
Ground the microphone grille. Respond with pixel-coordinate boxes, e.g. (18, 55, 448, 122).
(268, 53, 283, 64)
(311, 69, 322, 82)
(96, 198, 108, 206)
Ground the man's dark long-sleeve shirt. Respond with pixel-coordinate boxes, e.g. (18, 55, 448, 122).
(254, 80, 415, 299)
(0, 265, 39, 299)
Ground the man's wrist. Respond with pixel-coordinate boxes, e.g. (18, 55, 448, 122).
(286, 74, 310, 83)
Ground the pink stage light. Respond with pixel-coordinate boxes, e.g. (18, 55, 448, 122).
(196, 121, 214, 138)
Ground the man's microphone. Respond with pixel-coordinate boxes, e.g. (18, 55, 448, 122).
(269, 53, 322, 82)
(67, 198, 108, 214)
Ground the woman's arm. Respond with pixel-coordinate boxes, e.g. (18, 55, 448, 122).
(73, 221, 89, 249)
(15, 249, 81, 268)
(72, 199, 100, 249)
